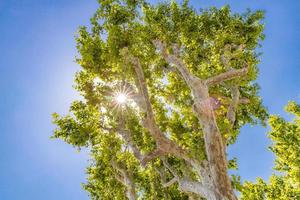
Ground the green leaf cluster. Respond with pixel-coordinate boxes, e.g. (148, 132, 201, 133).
(241, 101, 300, 199)
(52, 0, 269, 199)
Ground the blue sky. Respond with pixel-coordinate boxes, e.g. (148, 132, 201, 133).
(0, 0, 299, 199)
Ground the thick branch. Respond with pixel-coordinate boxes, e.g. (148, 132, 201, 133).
(178, 178, 219, 200)
(205, 67, 248, 86)
(161, 158, 217, 199)
(210, 94, 250, 105)
(226, 86, 240, 126)
(162, 158, 216, 200)
(123, 50, 198, 166)
(141, 149, 164, 166)
(154, 40, 238, 200)
(153, 40, 201, 88)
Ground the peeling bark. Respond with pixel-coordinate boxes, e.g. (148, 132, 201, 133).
(153, 40, 244, 200)
(123, 50, 203, 169)
(118, 41, 249, 199)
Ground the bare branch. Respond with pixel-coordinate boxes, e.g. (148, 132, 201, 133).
(226, 86, 240, 126)
(221, 44, 246, 68)
(163, 177, 178, 188)
(172, 43, 181, 57)
(122, 49, 197, 166)
(155, 166, 178, 188)
(205, 67, 248, 86)
(160, 158, 217, 199)
(100, 120, 144, 162)
(119, 129, 143, 161)
(153, 40, 201, 88)
(141, 149, 164, 166)
(239, 97, 250, 104)
(153, 40, 238, 199)
(153, 39, 168, 58)
(155, 167, 165, 180)
(160, 158, 218, 199)
(130, 56, 155, 118)
(178, 178, 219, 200)
(161, 157, 179, 178)
(209, 94, 250, 105)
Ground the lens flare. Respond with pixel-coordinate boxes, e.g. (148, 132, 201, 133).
(115, 93, 127, 104)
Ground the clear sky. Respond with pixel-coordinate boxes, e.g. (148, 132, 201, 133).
(0, 0, 299, 199)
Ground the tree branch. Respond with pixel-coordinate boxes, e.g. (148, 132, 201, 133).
(111, 161, 137, 200)
(209, 94, 250, 105)
(100, 120, 144, 162)
(130, 56, 155, 119)
(205, 67, 248, 86)
(239, 97, 250, 104)
(226, 86, 240, 126)
(161, 157, 179, 178)
(153, 40, 238, 200)
(141, 149, 164, 166)
(114, 172, 124, 183)
(119, 130, 143, 161)
(122, 49, 198, 166)
(178, 178, 219, 200)
(153, 40, 201, 87)
(160, 158, 218, 199)
(163, 177, 178, 188)
(117, 113, 143, 161)
(155, 166, 178, 188)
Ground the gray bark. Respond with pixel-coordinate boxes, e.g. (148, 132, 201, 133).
(118, 41, 249, 199)
(153, 40, 247, 200)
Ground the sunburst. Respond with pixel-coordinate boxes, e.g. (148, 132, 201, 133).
(111, 84, 134, 112)
(115, 93, 127, 104)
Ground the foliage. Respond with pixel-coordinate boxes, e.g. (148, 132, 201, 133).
(50, 0, 275, 199)
(241, 101, 300, 199)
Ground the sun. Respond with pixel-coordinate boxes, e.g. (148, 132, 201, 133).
(115, 93, 127, 104)
(112, 85, 132, 110)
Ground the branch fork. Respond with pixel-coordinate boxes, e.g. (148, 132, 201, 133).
(153, 39, 243, 200)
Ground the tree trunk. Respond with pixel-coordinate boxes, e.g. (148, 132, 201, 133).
(192, 90, 237, 200)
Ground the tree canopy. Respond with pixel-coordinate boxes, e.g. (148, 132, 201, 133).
(241, 101, 300, 199)
(51, 0, 298, 199)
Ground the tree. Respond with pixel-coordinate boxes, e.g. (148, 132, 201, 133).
(241, 101, 300, 200)
(52, 1, 268, 199)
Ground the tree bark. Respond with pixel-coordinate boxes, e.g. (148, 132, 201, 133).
(153, 40, 242, 200)
(112, 161, 138, 200)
